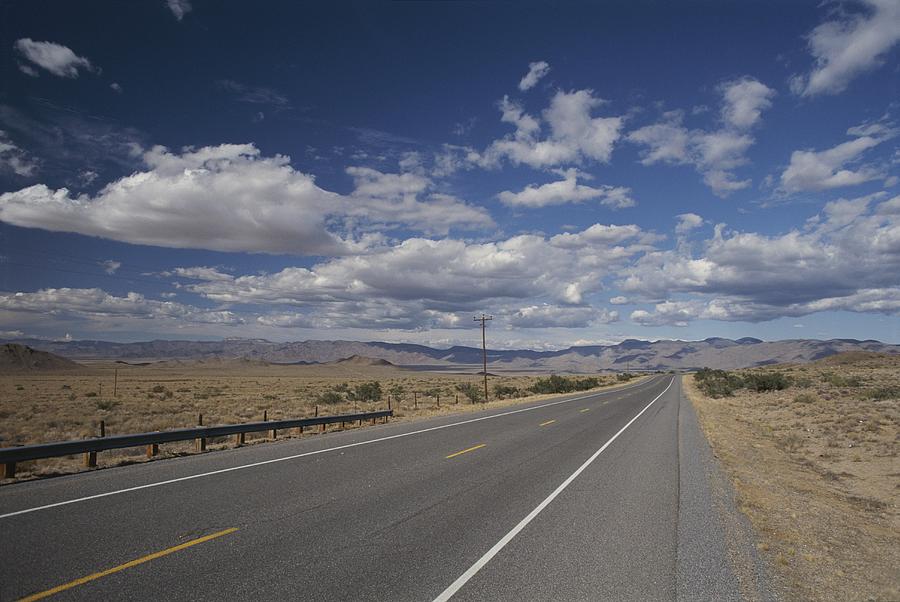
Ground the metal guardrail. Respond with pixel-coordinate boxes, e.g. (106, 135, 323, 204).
(0, 409, 392, 478)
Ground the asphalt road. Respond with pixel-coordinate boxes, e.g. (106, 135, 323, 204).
(0, 375, 774, 601)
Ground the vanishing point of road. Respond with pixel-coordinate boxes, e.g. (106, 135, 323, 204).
(1, 375, 775, 601)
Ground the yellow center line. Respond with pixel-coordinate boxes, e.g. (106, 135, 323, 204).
(18, 528, 238, 602)
(540, 419, 556, 427)
(446, 443, 486, 459)
(579, 408, 591, 413)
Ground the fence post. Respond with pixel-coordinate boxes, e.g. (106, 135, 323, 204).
(388, 395, 392, 411)
(437, 394, 440, 407)
(414, 392, 418, 409)
(196, 413, 206, 452)
(456, 393, 459, 404)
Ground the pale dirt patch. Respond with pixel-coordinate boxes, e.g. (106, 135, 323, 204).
(0, 361, 644, 482)
(685, 353, 899, 602)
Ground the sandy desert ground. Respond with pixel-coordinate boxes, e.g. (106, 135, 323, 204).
(0, 359, 634, 481)
(686, 352, 899, 602)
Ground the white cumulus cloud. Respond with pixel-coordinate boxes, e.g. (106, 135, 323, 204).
(14, 38, 97, 78)
(166, 0, 192, 21)
(0, 130, 39, 177)
(627, 77, 775, 197)
(497, 168, 635, 209)
(0, 143, 492, 255)
(100, 260, 121, 275)
(780, 121, 896, 193)
(621, 193, 900, 324)
(507, 304, 618, 328)
(518, 61, 551, 91)
(791, 0, 900, 96)
(0, 288, 243, 325)
(479, 90, 624, 169)
(182, 224, 659, 324)
(675, 213, 704, 235)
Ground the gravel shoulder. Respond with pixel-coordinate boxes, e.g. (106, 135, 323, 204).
(676, 376, 777, 602)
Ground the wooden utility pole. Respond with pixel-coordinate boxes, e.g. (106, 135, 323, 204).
(474, 314, 492, 403)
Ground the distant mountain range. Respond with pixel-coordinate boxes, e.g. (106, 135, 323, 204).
(3, 336, 898, 372)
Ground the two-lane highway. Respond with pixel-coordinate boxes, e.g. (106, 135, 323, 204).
(0, 376, 774, 601)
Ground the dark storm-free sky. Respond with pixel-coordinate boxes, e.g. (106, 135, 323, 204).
(1, 0, 898, 347)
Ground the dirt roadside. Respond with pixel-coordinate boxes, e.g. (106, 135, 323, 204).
(685, 354, 899, 601)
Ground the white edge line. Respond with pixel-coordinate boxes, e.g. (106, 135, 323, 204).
(431, 376, 675, 602)
(0, 376, 659, 520)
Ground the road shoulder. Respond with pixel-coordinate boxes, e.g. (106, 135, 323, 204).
(676, 376, 777, 602)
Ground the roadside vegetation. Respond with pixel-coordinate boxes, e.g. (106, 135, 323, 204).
(0, 362, 645, 481)
(694, 367, 790, 397)
(686, 352, 899, 601)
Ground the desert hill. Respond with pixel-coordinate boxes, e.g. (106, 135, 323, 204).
(330, 355, 395, 367)
(0, 343, 81, 372)
(809, 351, 900, 368)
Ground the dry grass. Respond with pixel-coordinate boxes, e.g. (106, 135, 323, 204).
(686, 352, 900, 601)
(0, 361, 641, 482)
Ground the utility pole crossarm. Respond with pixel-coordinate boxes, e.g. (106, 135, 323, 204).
(474, 314, 493, 403)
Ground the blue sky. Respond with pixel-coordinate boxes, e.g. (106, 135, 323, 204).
(1, 0, 899, 348)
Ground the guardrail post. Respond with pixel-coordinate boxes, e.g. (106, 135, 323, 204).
(146, 443, 158, 458)
(235, 432, 245, 446)
(3, 461, 15, 479)
(196, 414, 206, 452)
(84, 420, 104, 467)
(264, 410, 277, 439)
(316, 405, 325, 433)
